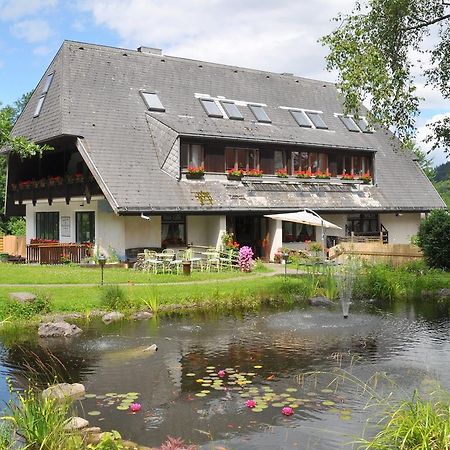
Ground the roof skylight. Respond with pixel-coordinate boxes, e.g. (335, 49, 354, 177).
(249, 105, 271, 123)
(200, 99, 223, 118)
(221, 101, 243, 120)
(356, 117, 373, 133)
(290, 110, 312, 128)
(141, 92, 165, 112)
(33, 71, 55, 118)
(305, 112, 328, 129)
(339, 116, 360, 132)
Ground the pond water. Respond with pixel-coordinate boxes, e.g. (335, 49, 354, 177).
(1, 300, 450, 449)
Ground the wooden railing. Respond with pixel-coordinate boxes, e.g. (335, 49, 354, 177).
(27, 243, 92, 264)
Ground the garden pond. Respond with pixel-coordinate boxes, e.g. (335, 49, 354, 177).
(1, 299, 450, 449)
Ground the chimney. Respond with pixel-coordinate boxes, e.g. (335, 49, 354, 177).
(137, 46, 162, 55)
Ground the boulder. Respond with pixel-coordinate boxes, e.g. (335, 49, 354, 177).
(9, 292, 37, 303)
(42, 382, 85, 401)
(38, 321, 83, 338)
(308, 296, 335, 307)
(64, 416, 89, 431)
(81, 427, 103, 445)
(131, 311, 153, 321)
(102, 312, 124, 324)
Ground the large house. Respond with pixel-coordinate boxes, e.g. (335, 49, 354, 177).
(3, 41, 445, 260)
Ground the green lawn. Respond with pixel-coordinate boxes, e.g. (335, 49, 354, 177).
(0, 263, 257, 285)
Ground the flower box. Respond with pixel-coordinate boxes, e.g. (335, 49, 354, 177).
(227, 174, 243, 181)
(245, 169, 263, 177)
(186, 172, 204, 180)
(275, 169, 289, 178)
(227, 168, 244, 180)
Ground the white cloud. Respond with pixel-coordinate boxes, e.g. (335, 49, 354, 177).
(416, 112, 450, 167)
(33, 45, 52, 56)
(78, 0, 354, 80)
(0, 0, 57, 20)
(11, 19, 53, 43)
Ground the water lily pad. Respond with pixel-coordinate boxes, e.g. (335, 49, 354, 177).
(84, 394, 97, 398)
(201, 390, 210, 394)
(290, 403, 300, 408)
(206, 366, 215, 369)
(287, 397, 296, 402)
(262, 387, 273, 392)
(117, 405, 128, 410)
(196, 379, 204, 383)
(95, 395, 106, 399)
(321, 388, 333, 394)
(195, 393, 207, 397)
(280, 393, 290, 398)
(272, 402, 285, 407)
(286, 388, 298, 393)
(340, 414, 352, 421)
(322, 400, 336, 406)
(254, 365, 263, 369)
(247, 372, 256, 376)
(214, 386, 225, 391)
(88, 411, 101, 416)
(126, 392, 139, 396)
(105, 393, 117, 397)
(307, 392, 317, 397)
(252, 408, 263, 412)
(186, 373, 196, 377)
(240, 392, 250, 398)
(201, 383, 211, 387)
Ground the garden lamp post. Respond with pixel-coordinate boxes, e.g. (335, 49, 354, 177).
(282, 252, 289, 280)
(98, 254, 107, 285)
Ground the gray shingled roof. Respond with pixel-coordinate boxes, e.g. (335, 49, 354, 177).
(10, 40, 445, 213)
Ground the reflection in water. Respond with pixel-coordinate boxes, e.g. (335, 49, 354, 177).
(0, 303, 449, 449)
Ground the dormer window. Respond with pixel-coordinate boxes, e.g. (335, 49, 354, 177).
(34, 71, 54, 118)
(141, 92, 165, 112)
(305, 112, 328, 129)
(249, 105, 271, 123)
(221, 101, 243, 120)
(290, 110, 312, 128)
(200, 99, 223, 118)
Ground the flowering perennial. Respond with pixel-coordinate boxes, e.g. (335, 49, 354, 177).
(275, 168, 288, 178)
(245, 168, 263, 177)
(187, 166, 205, 175)
(239, 246, 254, 272)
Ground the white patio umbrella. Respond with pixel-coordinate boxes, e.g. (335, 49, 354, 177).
(264, 209, 341, 260)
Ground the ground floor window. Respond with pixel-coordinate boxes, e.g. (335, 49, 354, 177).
(76, 211, 95, 243)
(162, 214, 186, 247)
(346, 213, 378, 234)
(282, 222, 315, 242)
(36, 212, 59, 241)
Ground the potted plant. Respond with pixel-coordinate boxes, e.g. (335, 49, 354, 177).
(295, 170, 313, 179)
(359, 172, 372, 184)
(340, 172, 355, 182)
(47, 175, 63, 186)
(275, 168, 289, 178)
(186, 166, 205, 179)
(245, 168, 263, 177)
(226, 168, 244, 181)
(314, 170, 331, 180)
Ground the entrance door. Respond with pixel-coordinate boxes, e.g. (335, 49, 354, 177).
(228, 215, 269, 260)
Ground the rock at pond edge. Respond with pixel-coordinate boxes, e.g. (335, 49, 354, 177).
(42, 383, 85, 401)
(38, 321, 83, 338)
(102, 312, 125, 324)
(308, 296, 335, 307)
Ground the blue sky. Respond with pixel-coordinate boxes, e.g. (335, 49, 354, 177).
(0, 0, 449, 165)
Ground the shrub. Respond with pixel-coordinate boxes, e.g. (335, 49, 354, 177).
(99, 285, 133, 310)
(417, 209, 450, 270)
(0, 293, 52, 320)
(238, 246, 254, 272)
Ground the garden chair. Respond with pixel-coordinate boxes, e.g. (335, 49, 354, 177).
(143, 249, 163, 274)
(185, 248, 203, 271)
(205, 249, 220, 272)
(169, 250, 184, 275)
(161, 248, 175, 273)
(220, 249, 239, 271)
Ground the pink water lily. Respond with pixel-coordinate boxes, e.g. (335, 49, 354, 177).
(130, 403, 142, 413)
(246, 399, 257, 408)
(282, 406, 294, 416)
(218, 370, 226, 377)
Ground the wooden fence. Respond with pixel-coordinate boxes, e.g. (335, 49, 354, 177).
(329, 242, 422, 267)
(0, 236, 26, 257)
(27, 243, 91, 264)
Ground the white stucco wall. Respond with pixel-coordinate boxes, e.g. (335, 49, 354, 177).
(186, 215, 226, 249)
(268, 219, 282, 261)
(124, 216, 161, 249)
(379, 213, 422, 244)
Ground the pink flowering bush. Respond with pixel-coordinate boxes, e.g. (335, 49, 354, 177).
(239, 246, 254, 272)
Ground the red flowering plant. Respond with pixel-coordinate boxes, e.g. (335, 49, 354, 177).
(221, 232, 240, 253)
(275, 168, 289, 178)
(359, 172, 372, 184)
(245, 168, 263, 177)
(314, 170, 331, 179)
(295, 170, 313, 179)
(47, 176, 63, 186)
(227, 168, 245, 177)
(66, 173, 85, 184)
(340, 172, 355, 181)
(18, 180, 38, 189)
(187, 165, 205, 175)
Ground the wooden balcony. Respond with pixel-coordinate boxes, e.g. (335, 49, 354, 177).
(10, 177, 102, 206)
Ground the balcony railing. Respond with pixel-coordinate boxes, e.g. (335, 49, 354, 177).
(27, 242, 92, 264)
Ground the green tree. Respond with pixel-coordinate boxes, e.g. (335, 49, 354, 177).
(0, 92, 49, 235)
(417, 209, 450, 269)
(321, 0, 450, 153)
